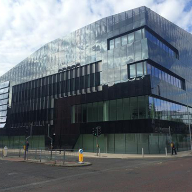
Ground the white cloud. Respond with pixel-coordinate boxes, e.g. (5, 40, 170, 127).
(0, 0, 192, 76)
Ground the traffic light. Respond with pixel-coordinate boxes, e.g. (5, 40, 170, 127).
(97, 126, 101, 136)
(92, 127, 102, 137)
(92, 127, 97, 137)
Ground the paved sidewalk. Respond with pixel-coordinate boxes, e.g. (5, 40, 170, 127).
(83, 150, 192, 159)
(0, 150, 191, 167)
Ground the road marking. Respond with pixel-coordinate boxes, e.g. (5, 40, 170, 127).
(8, 172, 18, 176)
(0, 160, 169, 192)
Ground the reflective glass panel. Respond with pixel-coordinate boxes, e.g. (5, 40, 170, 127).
(110, 39, 114, 49)
(121, 35, 127, 45)
(129, 64, 136, 78)
(115, 37, 121, 48)
(134, 29, 142, 41)
(137, 62, 143, 76)
(128, 32, 134, 44)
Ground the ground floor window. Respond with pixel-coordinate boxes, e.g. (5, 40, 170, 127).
(74, 133, 191, 154)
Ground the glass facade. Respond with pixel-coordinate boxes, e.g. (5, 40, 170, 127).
(0, 6, 192, 153)
(11, 61, 102, 127)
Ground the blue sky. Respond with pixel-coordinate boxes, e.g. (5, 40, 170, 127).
(0, 0, 192, 76)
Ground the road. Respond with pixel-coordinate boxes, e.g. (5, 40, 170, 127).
(0, 156, 192, 191)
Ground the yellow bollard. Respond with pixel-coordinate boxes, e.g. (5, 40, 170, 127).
(78, 149, 84, 164)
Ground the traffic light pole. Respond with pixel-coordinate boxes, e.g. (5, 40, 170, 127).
(92, 126, 101, 156)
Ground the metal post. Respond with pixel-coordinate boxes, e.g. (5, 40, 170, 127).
(96, 127, 99, 156)
(50, 140, 53, 160)
(168, 126, 172, 153)
(35, 149, 37, 159)
(24, 141, 27, 160)
(19, 148, 21, 157)
(63, 150, 65, 165)
(40, 149, 42, 162)
(27, 149, 28, 160)
(165, 147, 167, 156)
(142, 148, 144, 158)
(99, 148, 101, 157)
(96, 136, 98, 156)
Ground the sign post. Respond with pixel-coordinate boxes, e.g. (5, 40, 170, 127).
(78, 149, 83, 164)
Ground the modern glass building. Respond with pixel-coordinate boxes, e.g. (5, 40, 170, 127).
(0, 6, 192, 153)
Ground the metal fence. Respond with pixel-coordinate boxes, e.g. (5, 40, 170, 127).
(0, 148, 79, 165)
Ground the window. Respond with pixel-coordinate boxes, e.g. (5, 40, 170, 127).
(109, 100, 116, 121)
(123, 98, 130, 120)
(85, 74, 90, 88)
(129, 64, 136, 78)
(110, 39, 114, 49)
(82, 104, 87, 123)
(128, 62, 147, 78)
(80, 76, 85, 89)
(108, 28, 146, 50)
(95, 72, 101, 86)
(128, 32, 134, 44)
(146, 62, 185, 90)
(147, 63, 151, 74)
(115, 37, 121, 48)
(137, 62, 143, 76)
(143, 62, 147, 75)
(121, 35, 127, 45)
(87, 103, 93, 122)
(155, 68, 159, 78)
(151, 66, 155, 77)
(145, 29, 178, 59)
(92, 103, 98, 122)
(130, 97, 138, 119)
(135, 29, 142, 41)
(117, 99, 123, 120)
(98, 102, 103, 121)
(128, 61, 185, 90)
(138, 96, 146, 119)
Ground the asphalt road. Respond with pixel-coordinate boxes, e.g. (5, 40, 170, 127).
(0, 156, 192, 192)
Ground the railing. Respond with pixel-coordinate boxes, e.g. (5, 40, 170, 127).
(0, 148, 79, 165)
